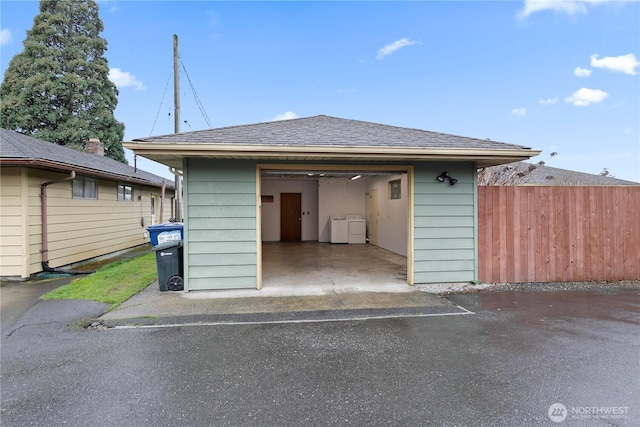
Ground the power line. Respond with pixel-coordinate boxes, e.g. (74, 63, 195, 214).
(149, 73, 172, 136)
(180, 58, 213, 128)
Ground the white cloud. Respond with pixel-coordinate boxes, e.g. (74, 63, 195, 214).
(574, 67, 592, 77)
(376, 38, 417, 60)
(108, 68, 146, 91)
(272, 111, 298, 121)
(0, 28, 11, 45)
(208, 12, 220, 29)
(518, 0, 615, 19)
(539, 97, 558, 105)
(97, 0, 118, 13)
(590, 53, 640, 75)
(564, 87, 609, 106)
(512, 108, 527, 117)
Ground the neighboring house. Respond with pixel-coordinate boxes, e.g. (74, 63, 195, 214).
(124, 115, 540, 290)
(0, 129, 175, 279)
(479, 161, 639, 185)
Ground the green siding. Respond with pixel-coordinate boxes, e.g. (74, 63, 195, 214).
(413, 162, 477, 283)
(184, 159, 257, 290)
(189, 277, 257, 290)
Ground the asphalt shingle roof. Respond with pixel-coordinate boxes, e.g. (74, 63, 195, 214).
(0, 129, 173, 188)
(483, 161, 638, 185)
(134, 115, 533, 151)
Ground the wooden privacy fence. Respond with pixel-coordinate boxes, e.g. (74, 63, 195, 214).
(478, 186, 640, 283)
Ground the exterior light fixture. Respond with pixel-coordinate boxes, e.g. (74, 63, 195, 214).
(436, 171, 457, 186)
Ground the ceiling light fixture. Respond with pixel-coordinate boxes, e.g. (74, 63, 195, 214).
(351, 175, 362, 180)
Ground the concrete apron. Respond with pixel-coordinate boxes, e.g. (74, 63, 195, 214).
(102, 242, 467, 325)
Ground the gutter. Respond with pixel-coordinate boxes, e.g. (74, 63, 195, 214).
(40, 171, 92, 275)
(123, 142, 540, 156)
(122, 142, 541, 167)
(1, 159, 174, 190)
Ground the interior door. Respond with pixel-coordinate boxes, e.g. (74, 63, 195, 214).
(281, 193, 302, 241)
(369, 189, 379, 245)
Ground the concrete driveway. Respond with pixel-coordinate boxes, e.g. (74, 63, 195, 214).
(1, 283, 638, 426)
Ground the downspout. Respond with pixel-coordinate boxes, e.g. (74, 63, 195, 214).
(159, 180, 166, 223)
(168, 167, 183, 221)
(40, 171, 90, 274)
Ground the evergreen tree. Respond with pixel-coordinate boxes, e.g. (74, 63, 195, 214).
(0, 0, 126, 163)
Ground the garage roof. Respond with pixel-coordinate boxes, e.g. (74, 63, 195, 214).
(124, 115, 541, 168)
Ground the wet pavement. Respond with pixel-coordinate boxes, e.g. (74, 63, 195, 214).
(0, 276, 108, 337)
(1, 281, 638, 426)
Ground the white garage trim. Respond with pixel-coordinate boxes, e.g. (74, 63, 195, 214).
(256, 163, 415, 289)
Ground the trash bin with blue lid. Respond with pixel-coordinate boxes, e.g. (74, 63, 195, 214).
(152, 240, 184, 291)
(147, 223, 183, 246)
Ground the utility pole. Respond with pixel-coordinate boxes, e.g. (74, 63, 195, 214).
(173, 34, 182, 222)
(173, 34, 180, 134)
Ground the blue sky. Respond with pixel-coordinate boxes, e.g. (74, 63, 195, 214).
(2, 0, 639, 182)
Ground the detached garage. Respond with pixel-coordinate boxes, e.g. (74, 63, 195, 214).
(124, 115, 539, 291)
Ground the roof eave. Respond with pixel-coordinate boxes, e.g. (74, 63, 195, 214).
(123, 142, 541, 169)
(0, 158, 174, 189)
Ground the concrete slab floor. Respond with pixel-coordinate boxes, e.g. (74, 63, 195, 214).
(261, 242, 409, 292)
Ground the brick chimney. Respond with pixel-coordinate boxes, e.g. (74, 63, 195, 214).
(86, 138, 104, 156)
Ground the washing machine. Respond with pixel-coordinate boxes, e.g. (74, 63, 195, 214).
(330, 215, 348, 243)
(347, 214, 366, 244)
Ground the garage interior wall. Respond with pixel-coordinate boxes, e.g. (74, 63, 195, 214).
(261, 179, 319, 241)
(317, 178, 366, 242)
(413, 162, 477, 283)
(260, 174, 409, 258)
(365, 174, 408, 257)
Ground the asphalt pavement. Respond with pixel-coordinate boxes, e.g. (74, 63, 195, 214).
(1, 278, 638, 426)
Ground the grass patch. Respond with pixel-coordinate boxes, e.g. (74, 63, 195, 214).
(41, 252, 157, 310)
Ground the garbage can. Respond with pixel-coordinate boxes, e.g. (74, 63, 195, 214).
(152, 240, 184, 291)
(147, 223, 183, 246)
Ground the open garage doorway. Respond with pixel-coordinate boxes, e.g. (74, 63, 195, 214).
(257, 164, 414, 291)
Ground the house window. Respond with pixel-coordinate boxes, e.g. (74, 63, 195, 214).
(117, 184, 133, 201)
(389, 179, 401, 200)
(73, 177, 97, 199)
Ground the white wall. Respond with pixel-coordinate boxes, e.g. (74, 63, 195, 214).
(261, 179, 319, 241)
(318, 178, 366, 242)
(365, 174, 408, 256)
(260, 176, 404, 249)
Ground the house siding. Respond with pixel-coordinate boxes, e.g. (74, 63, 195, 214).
(413, 162, 477, 283)
(0, 167, 28, 277)
(184, 159, 257, 290)
(1, 167, 174, 278)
